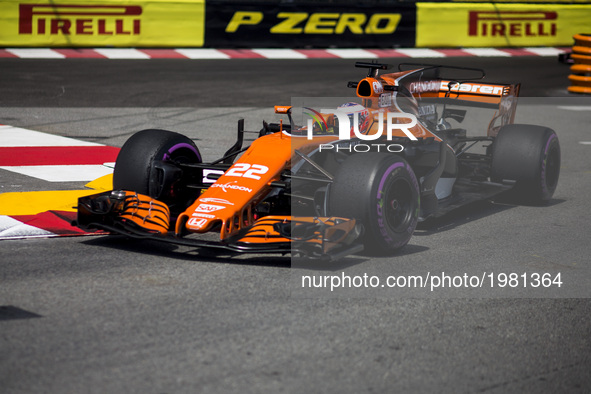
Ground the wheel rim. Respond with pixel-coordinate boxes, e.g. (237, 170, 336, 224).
(156, 144, 201, 207)
(383, 178, 414, 233)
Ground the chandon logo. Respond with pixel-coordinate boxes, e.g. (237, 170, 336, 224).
(408, 81, 440, 94)
(210, 182, 253, 193)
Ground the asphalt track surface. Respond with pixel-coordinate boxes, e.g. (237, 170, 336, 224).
(1, 56, 591, 393)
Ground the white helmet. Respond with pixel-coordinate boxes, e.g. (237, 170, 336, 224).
(337, 102, 370, 136)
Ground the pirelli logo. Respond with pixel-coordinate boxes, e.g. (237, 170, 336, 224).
(468, 11, 557, 38)
(19, 4, 142, 36)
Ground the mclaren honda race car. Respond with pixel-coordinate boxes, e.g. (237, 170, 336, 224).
(76, 62, 561, 260)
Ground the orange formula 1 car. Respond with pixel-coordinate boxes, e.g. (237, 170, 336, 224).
(76, 62, 560, 260)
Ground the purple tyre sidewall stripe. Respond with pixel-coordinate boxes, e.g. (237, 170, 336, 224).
(376, 161, 419, 200)
(541, 133, 557, 195)
(375, 161, 419, 248)
(163, 142, 201, 162)
(376, 162, 405, 199)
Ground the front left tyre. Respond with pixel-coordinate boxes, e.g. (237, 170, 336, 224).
(113, 129, 202, 213)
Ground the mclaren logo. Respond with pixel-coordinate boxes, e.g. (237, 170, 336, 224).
(19, 4, 142, 36)
(468, 11, 557, 38)
(440, 81, 507, 96)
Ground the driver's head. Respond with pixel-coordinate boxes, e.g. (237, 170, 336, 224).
(337, 102, 370, 136)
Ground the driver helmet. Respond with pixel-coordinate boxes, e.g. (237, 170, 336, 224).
(337, 102, 370, 136)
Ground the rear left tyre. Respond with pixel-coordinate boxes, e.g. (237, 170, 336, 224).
(491, 124, 560, 205)
(328, 153, 420, 255)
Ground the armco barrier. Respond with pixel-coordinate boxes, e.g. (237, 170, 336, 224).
(568, 34, 591, 94)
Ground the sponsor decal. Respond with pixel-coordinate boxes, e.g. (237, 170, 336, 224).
(441, 81, 507, 96)
(203, 169, 225, 184)
(206, 2, 416, 48)
(418, 105, 436, 117)
(226, 11, 401, 35)
(191, 213, 216, 219)
(378, 93, 391, 108)
(416, 3, 591, 47)
(468, 11, 556, 38)
(19, 4, 141, 36)
(187, 217, 208, 228)
(211, 182, 253, 193)
(199, 198, 234, 205)
(194, 204, 225, 213)
(418, 104, 437, 124)
(0, 0, 205, 47)
(372, 81, 384, 94)
(408, 80, 440, 94)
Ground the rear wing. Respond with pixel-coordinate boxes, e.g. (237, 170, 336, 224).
(350, 62, 520, 134)
(351, 62, 520, 105)
(437, 80, 520, 135)
(393, 63, 520, 104)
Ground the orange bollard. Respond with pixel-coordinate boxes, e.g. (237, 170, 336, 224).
(568, 34, 591, 94)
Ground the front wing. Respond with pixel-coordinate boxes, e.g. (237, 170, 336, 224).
(75, 191, 363, 260)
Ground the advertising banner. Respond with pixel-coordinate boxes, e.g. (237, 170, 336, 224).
(205, 1, 417, 48)
(0, 0, 205, 47)
(416, 2, 591, 48)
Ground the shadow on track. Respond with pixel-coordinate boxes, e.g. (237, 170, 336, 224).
(81, 235, 292, 268)
(81, 197, 565, 268)
(414, 197, 565, 236)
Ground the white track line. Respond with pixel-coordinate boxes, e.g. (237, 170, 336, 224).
(175, 49, 230, 59)
(0, 164, 114, 182)
(462, 48, 513, 57)
(0, 216, 55, 239)
(0, 125, 101, 147)
(523, 47, 567, 56)
(326, 49, 378, 59)
(557, 106, 591, 111)
(93, 48, 151, 59)
(5, 48, 65, 59)
(251, 49, 307, 59)
(394, 48, 447, 58)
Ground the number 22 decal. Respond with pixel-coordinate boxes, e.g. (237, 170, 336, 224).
(225, 163, 269, 180)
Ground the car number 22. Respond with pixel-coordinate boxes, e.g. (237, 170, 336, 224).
(225, 163, 269, 180)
